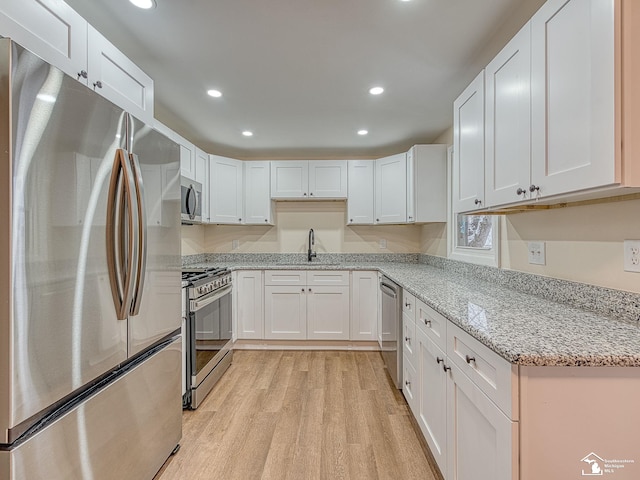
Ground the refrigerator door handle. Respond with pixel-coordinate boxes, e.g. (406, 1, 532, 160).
(106, 148, 138, 320)
(129, 152, 147, 316)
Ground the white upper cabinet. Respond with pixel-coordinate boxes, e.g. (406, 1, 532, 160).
(485, 23, 532, 207)
(0, 0, 88, 83)
(308, 160, 347, 198)
(209, 155, 243, 224)
(406, 145, 447, 223)
(243, 161, 273, 225)
(195, 148, 209, 222)
(271, 160, 347, 199)
(375, 153, 407, 224)
(270, 161, 309, 198)
(87, 26, 154, 124)
(530, 0, 615, 198)
(453, 70, 485, 213)
(153, 121, 196, 179)
(0, 1, 154, 123)
(347, 160, 375, 225)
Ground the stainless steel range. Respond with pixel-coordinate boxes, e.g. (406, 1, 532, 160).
(182, 267, 233, 408)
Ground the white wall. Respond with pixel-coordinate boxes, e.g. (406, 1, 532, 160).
(202, 201, 421, 254)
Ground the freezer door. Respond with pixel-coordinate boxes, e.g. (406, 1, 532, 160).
(1, 42, 130, 438)
(126, 115, 181, 357)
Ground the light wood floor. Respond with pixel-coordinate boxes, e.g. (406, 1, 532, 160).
(155, 350, 441, 480)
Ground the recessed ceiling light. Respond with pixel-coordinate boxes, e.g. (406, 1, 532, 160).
(129, 0, 156, 9)
(369, 86, 384, 95)
(357, 130, 368, 136)
(207, 89, 222, 98)
(242, 131, 253, 137)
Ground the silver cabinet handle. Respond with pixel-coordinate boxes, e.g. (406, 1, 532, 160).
(77, 70, 88, 80)
(93, 80, 103, 89)
(529, 184, 540, 193)
(516, 187, 526, 196)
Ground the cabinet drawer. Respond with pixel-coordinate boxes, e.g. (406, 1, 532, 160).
(402, 290, 416, 319)
(403, 311, 417, 368)
(416, 300, 447, 352)
(306, 270, 349, 286)
(447, 323, 518, 419)
(264, 270, 307, 286)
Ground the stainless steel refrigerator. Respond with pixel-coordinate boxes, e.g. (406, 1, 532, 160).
(0, 39, 183, 479)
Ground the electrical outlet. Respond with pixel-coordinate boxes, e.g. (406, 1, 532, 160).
(527, 241, 546, 265)
(623, 240, 640, 273)
(232, 239, 239, 250)
(379, 238, 387, 249)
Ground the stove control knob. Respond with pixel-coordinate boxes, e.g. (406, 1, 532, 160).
(198, 286, 204, 294)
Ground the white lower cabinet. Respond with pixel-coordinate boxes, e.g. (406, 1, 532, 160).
(306, 286, 350, 340)
(446, 362, 518, 480)
(235, 271, 264, 339)
(350, 271, 378, 340)
(264, 285, 307, 340)
(415, 326, 448, 476)
(405, 298, 518, 480)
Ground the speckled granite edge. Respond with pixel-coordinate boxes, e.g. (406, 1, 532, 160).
(419, 254, 640, 324)
(184, 252, 419, 266)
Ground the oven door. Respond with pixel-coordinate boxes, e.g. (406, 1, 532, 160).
(189, 285, 232, 387)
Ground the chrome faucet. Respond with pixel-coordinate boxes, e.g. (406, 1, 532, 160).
(308, 228, 317, 262)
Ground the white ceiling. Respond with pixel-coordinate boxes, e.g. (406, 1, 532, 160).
(64, 0, 543, 159)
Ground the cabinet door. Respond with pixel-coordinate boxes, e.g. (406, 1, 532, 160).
(264, 286, 307, 339)
(306, 286, 350, 340)
(270, 161, 309, 198)
(195, 148, 209, 222)
(179, 144, 196, 179)
(0, 0, 88, 83)
(531, 0, 615, 197)
(406, 147, 415, 223)
(485, 23, 531, 207)
(411, 145, 448, 223)
(416, 327, 448, 476)
(308, 160, 347, 198)
(453, 71, 485, 213)
(375, 153, 407, 224)
(244, 161, 273, 225)
(350, 271, 378, 341)
(347, 160, 374, 225)
(235, 271, 264, 339)
(402, 354, 418, 414)
(209, 155, 243, 224)
(447, 363, 518, 480)
(87, 26, 154, 124)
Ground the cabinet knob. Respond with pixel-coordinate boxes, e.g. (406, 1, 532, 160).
(264, 219, 268, 223)
(474, 198, 482, 205)
(93, 81, 103, 89)
(301, 288, 305, 292)
(303, 192, 307, 196)
(443, 364, 451, 373)
(308, 288, 312, 292)
(408, 216, 413, 220)
(405, 336, 410, 342)
(376, 218, 379, 222)
(424, 319, 432, 327)
(77, 70, 88, 80)
(310, 192, 314, 196)
(436, 357, 444, 364)
(516, 187, 526, 196)
(405, 302, 411, 308)
(405, 380, 411, 387)
(529, 184, 540, 193)
(350, 219, 353, 222)
(465, 355, 476, 364)
(238, 218, 242, 222)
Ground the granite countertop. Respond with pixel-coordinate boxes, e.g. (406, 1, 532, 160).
(185, 260, 640, 367)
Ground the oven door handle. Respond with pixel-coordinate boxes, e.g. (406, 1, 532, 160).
(191, 285, 232, 311)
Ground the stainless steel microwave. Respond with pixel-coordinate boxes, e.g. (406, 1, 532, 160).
(181, 176, 202, 224)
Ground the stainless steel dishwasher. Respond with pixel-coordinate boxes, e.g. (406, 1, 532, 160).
(379, 276, 402, 389)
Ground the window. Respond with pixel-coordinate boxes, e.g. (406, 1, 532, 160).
(447, 146, 500, 267)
